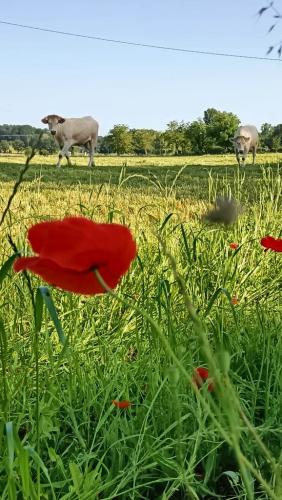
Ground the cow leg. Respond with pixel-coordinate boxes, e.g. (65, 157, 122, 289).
(83, 141, 93, 167)
(65, 151, 72, 167)
(236, 152, 241, 167)
(241, 148, 248, 167)
(59, 141, 73, 167)
(56, 152, 63, 168)
(88, 139, 95, 167)
(252, 146, 257, 165)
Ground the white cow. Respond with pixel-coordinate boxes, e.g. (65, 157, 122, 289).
(41, 114, 99, 168)
(233, 125, 259, 167)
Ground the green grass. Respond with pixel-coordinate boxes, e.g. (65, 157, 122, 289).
(1, 153, 282, 204)
(0, 154, 282, 499)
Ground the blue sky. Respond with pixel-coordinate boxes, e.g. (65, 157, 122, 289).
(1, 0, 281, 134)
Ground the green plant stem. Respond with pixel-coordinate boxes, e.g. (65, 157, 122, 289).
(34, 325, 40, 497)
(0, 134, 43, 229)
(94, 270, 278, 500)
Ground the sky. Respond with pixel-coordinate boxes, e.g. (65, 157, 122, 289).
(0, 0, 281, 135)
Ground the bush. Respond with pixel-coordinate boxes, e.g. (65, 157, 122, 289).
(24, 147, 33, 157)
(207, 145, 226, 154)
(39, 149, 49, 156)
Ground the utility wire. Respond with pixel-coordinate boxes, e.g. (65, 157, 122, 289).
(0, 134, 36, 137)
(0, 19, 281, 62)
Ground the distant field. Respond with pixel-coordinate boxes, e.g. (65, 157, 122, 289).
(0, 153, 282, 498)
(0, 153, 282, 202)
(1, 151, 282, 168)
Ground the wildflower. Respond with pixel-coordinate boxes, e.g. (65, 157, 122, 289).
(14, 216, 137, 295)
(231, 296, 239, 305)
(203, 197, 241, 226)
(193, 367, 214, 392)
(229, 242, 239, 250)
(112, 400, 132, 409)
(261, 236, 282, 252)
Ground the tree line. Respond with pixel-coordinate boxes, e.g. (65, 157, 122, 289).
(1, 109, 282, 156)
(0, 124, 57, 155)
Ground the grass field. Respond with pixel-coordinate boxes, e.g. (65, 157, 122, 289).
(0, 153, 282, 499)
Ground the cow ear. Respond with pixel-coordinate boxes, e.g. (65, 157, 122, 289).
(58, 116, 65, 124)
(41, 116, 48, 124)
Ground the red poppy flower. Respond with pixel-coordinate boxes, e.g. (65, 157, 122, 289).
(230, 296, 239, 305)
(193, 367, 214, 392)
(13, 216, 137, 295)
(229, 242, 238, 250)
(112, 400, 132, 409)
(261, 236, 282, 252)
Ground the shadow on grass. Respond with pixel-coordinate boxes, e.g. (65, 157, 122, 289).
(0, 161, 280, 201)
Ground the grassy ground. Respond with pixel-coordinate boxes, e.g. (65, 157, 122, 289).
(0, 154, 282, 499)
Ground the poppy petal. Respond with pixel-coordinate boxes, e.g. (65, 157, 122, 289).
(14, 256, 108, 295)
(195, 367, 209, 380)
(14, 256, 40, 272)
(193, 367, 214, 392)
(29, 217, 136, 273)
(28, 218, 101, 268)
(15, 217, 137, 295)
(261, 236, 282, 252)
(229, 243, 238, 250)
(112, 400, 132, 409)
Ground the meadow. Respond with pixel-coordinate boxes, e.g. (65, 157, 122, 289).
(0, 153, 282, 499)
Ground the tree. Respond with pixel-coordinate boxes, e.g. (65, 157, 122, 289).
(107, 125, 132, 155)
(0, 140, 10, 153)
(272, 124, 282, 151)
(272, 135, 281, 152)
(203, 108, 219, 125)
(131, 129, 156, 155)
(0, 124, 45, 150)
(260, 123, 274, 150)
(204, 108, 240, 152)
(154, 132, 168, 155)
(96, 136, 103, 153)
(185, 120, 208, 155)
(13, 139, 25, 152)
(163, 121, 187, 155)
(39, 133, 58, 154)
(99, 135, 113, 154)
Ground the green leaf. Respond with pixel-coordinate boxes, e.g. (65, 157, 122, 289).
(204, 287, 231, 317)
(180, 224, 191, 264)
(17, 446, 31, 498)
(39, 287, 66, 345)
(217, 350, 231, 375)
(24, 446, 55, 498)
(166, 366, 180, 386)
(0, 253, 19, 287)
(69, 462, 83, 493)
(5, 422, 14, 469)
(222, 470, 240, 485)
(159, 213, 174, 232)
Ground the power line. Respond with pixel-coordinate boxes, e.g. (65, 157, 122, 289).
(1, 19, 281, 62)
(0, 134, 37, 137)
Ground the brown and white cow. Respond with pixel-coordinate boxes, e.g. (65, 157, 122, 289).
(41, 114, 99, 168)
(233, 125, 259, 167)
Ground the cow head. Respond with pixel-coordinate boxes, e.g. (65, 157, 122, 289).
(41, 114, 65, 135)
(232, 135, 251, 155)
